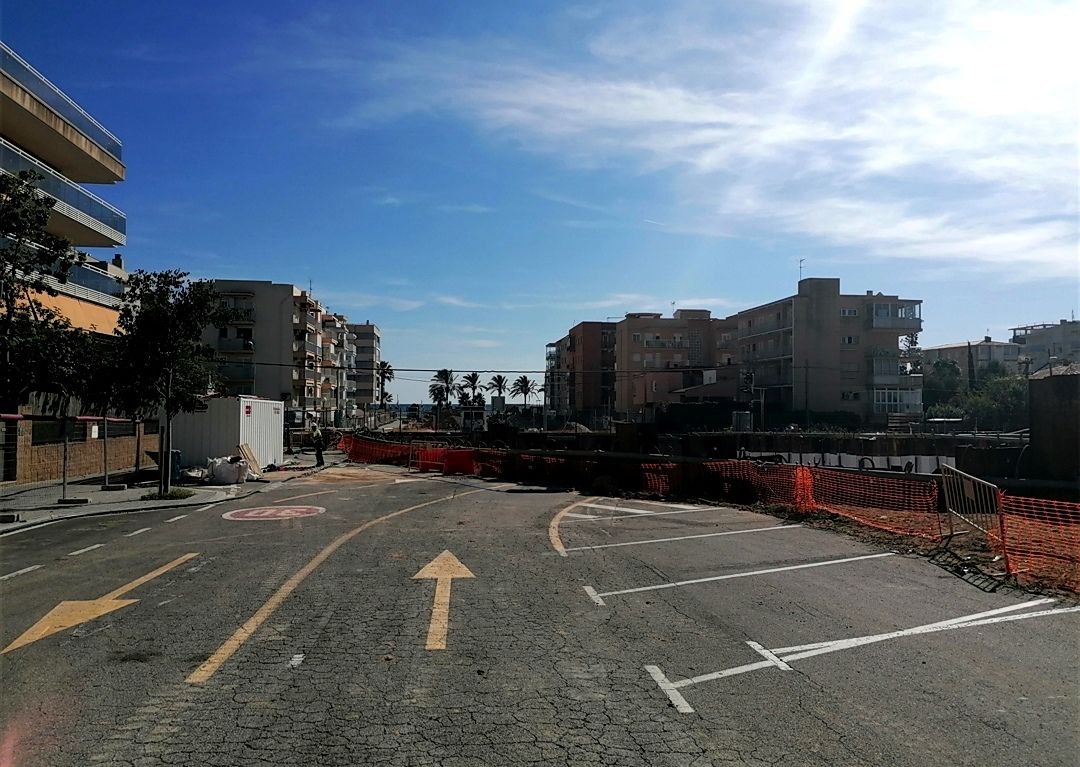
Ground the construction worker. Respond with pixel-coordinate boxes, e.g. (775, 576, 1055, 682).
(311, 424, 325, 467)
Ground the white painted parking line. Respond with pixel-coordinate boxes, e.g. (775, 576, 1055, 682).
(565, 512, 601, 520)
(645, 665, 694, 713)
(67, 544, 105, 556)
(288, 653, 305, 667)
(568, 507, 723, 523)
(628, 499, 707, 510)
(165, 515, 187, 523)
(647, 598, 1073, 714)
(1, 565, 43, 581)
(565, 524, 802, 552)
(586, 552, 895, 602)
(583, 503, 660, 514)
(124, 527, 152, 537)
(583, 586, 606, 606)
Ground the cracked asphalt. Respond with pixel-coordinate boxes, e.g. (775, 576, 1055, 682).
(1, 466, 1077, 766)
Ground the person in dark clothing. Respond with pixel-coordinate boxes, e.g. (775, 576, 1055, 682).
(312, 425, 325, 467)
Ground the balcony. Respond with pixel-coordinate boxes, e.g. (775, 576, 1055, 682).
(217, 338, 254, 352)
(869, 302, 922, 331)
(1, 42, 124, 181)
(1, 138, 125, 246)
(870, 373, 923, 387)
(643, 339, 690, 349)
(737, 319, 792, 340)
(217, 361, 255, 381)
(220, 300, 255, 322)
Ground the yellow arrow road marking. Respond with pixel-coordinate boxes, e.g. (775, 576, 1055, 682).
(186, 488, 500, 684)
(413, 550, 474, 651)
(2, 553, 199, 654)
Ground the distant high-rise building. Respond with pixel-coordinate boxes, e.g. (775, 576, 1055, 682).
(1010, 320, 1080, 372)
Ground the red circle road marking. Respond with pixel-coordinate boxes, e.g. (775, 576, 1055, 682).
(222, 506, 326, 521)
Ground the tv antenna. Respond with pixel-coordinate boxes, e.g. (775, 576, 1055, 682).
(799, 258, 805, 280)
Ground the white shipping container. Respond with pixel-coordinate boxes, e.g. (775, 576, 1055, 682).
(170, 397, 284, 469)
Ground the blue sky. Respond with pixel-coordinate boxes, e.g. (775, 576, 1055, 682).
(5, 0, 1077, 403)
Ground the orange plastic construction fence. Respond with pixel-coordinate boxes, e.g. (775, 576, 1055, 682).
(810, 467, 943, 540)
(998, 494, 1080, 591)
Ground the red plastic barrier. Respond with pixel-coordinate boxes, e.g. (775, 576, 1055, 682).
(642, 463, 679, 495)
(415, 447, 447, 472)
(347, 437, 411, 465)
(999, 495, 1080, 591)
(810, 467, 942, 539)
(442, 449, 476, 475)
(474, 449, 508, 478)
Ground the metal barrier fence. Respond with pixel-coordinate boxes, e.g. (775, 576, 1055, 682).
(343, 435, 1079, 593)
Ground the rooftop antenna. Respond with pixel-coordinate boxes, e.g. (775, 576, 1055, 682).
(671, 300, 676, 316)
(799, 258, 805, 280)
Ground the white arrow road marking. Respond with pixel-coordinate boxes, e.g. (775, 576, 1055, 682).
(646, 598, 1076, 713)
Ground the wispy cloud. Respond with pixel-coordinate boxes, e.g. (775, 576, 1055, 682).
(278, 0, 1078, 279)
(461, 338, 503, 348)
(375, 195, 403, 207)
(318, 291, 424, 311)
(435, 295, 485, 308)
(436, 203, 496, 214)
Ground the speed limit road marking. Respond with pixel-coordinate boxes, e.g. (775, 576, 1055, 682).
(222, 506, 326, 521)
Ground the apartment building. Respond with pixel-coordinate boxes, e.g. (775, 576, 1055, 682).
(1010, 320, 1080, 371)
(614, 310, 736, 418)
(2, 42, 127, 334)
(546, 322, 619, 427)
(204, 280, 333, 424)
(731, 278, 922, 422)
(348, 322, 382, 407)
(922, 337, 1021, 378)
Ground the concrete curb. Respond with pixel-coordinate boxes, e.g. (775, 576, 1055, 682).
(0, 460, 344, 537)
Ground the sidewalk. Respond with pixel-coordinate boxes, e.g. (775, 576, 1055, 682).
(0, 451, 345, 535)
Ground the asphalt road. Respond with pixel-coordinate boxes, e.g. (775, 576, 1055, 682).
(1, 464, 1077, 766)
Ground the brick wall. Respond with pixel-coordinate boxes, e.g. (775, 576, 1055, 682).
(14, 420, 159, 484)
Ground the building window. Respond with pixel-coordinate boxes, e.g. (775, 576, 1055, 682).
(840, 308, 858, 317)
(632, 333, 641, 343)
(841, 391, 862, 401)
(841, 335, 859, 345)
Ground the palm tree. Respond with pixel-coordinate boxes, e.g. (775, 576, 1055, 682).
(462, 372, 482, 402)
(376, 361, 394, 407)
(486, 374, 509, 398)
(429, 369, 458, 406)
(510, 374, 537, 405)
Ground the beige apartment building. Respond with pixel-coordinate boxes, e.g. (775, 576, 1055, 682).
(206, 281, 366, 426)
(347, 322, 382, 407)
(922, 337, 1021, 378)
(1010, 320, 1080, 371)
(731, 278, 922, 422)
(614, 310, 737, 418)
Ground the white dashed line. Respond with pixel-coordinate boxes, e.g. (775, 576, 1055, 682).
(67, 544, 105, 556)
(124, 527, 152, 537)
(289, 653, 305, 667)
(564, 524, 803, 552)
(195, 504, 217, 513)
(564, 512, 601, 519)
(1, 564, 43, 581)
(583, 586, 606, 606)
(567, 507, 723, 522)
(165, 515, 187, 523)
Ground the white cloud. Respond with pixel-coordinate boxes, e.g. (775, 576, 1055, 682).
(375, 195, 403, 206)
(436, 203, 495, 214)
(280, 0, 1077, 279)
(461, 339, 503, 348)
(317, 291, 424, 311)
(435, 295, 485, 308)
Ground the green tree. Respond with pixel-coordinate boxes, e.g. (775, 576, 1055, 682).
(462, 372, 482, 401)
(0, 170, 89, 412)
(901, 332, 922, 374)
(114, 270, 236, 493)
(923, 359, 963, 410)
(957, 375, 1028, 431)
(510, 374, 537, 405)
(486, 374, 509, 397)
(376, 361, 394, 407)
(429, 369, 458, 406)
